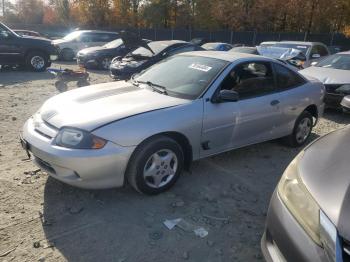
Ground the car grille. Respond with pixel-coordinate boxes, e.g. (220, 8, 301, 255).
(324, 84, 342, 94)
(34, 120, 58, 139)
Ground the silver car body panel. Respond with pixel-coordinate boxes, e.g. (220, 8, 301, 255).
(300, 66, 350, 84)
(39, 81, 190, 131)
(22, 51, 325, 189)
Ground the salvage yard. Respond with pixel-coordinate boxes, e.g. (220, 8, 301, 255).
(0, 63, 349, 262)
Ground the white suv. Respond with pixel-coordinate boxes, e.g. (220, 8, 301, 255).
(53, 30, 119, 61)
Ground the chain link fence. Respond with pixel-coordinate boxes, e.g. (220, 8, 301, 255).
(7, 23, 350, 48)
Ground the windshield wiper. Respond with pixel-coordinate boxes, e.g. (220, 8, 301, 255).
(135, 80, 168, 95)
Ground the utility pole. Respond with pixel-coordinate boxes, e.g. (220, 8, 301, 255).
(2, 0, 4, 17)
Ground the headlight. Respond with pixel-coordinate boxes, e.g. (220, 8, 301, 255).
(278, 151, 321, 245)
(55, 127, 107, 149)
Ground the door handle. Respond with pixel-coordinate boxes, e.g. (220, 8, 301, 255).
(270, 100, 280, 106)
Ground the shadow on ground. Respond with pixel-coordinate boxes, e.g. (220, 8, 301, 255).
(323, 109, 350, 125)
(41, 141, 302, 262)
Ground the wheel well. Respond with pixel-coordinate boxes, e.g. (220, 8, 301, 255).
(25, 49, 49, 59)
(304, 105, 318, 124)
(135, 132, 193, 170)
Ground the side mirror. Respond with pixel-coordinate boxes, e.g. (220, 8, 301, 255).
(311, 53, 321, 59)
(212, 89, 239, 103)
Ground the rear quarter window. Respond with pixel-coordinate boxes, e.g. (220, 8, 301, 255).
(273, 63, 306, 90)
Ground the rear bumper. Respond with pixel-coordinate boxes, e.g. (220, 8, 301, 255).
(261, 190, 327, 262)
(21, 118, 135, 189)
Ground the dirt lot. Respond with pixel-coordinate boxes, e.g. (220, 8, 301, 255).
(0, 62, 349, 262)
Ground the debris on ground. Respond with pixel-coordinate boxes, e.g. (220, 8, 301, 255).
(0, 247, 16, 257)
(163, 218, 208, 238)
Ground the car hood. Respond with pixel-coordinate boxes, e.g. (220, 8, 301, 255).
(299, 126, 350, 239)
(300, 66, 350, 84)
(52, 39, 69, 45)
(78, 46, 108, 55)
(38, 81, 189, 131)
(20, 35, 52, 45)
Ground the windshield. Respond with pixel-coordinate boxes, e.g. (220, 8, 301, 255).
(131, 42, 171, 57)
(0, 23, 19, 38)
(316, 54, 350, 70)
(202, 43, 219, 50)
(257, 46, 305, 60)
(63, 31, 82, 41)
(104, 39, 123, 48)
(273, 43, 310, 55)
(135, 55, 228, 99)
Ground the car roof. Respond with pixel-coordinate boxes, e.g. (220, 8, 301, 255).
(278, 41, 324, 46)
(75, 30, 118, 34)
(150, 40, 188, 45)
(182, 50, 268, 62)
(203, 42, 231, 45)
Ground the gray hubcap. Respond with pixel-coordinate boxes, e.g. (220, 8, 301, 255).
(143, 149, 178, 188)
(102, 58, 111, 69)
(31, 56, 45, 69)
(296, 118, 312, 144)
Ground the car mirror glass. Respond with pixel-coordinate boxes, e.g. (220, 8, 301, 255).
(213, 89, 239, 103)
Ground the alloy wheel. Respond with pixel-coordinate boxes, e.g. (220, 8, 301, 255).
(143, 149, 178, 188)
(296, 118, 312, 144)
(30, 56, 45, 70)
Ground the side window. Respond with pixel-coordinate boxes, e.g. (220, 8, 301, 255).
(90, 33, 111, 42)
(79, 33, 92, 42)
(273, 63, 306, 90)
(317, 45, 329, 56)
(223, 45, 232, 51)
(220, 61, 275, 99)
(108, 33, 119, 41)
(167, 45, 196, 56)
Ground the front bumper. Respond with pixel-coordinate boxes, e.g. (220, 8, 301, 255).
(261, 190, 327, 262)
(21, 118, 135, 189)
(77, 56, 98, 68)
(109, 65, 133, 80)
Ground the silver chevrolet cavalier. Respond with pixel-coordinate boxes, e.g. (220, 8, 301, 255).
(21, 51, 325, 194)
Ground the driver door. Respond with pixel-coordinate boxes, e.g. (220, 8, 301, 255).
(0, 31, 21, 64)
(200, 60, 282, 157)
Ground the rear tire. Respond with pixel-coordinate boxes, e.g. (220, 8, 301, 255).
(60, 48, 75, 61)
(126, 136, 184, 195)
(25, 51, 49, 72)
(98, 56, 112, 70)
(285, 111, 313, 147)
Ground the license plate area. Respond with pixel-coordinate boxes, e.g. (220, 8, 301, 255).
(20, 136, 31, 159)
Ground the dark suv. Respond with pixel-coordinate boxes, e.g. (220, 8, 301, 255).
(0, 22, 58, 71)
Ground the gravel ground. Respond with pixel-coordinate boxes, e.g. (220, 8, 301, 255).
(0, 62, 349, 262)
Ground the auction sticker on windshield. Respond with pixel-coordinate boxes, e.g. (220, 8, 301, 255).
(189, 63, 212, 72)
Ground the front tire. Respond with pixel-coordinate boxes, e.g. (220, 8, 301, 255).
(126, 136, 184, 195)
(98, 56, 112, 70)
(60, 48, 75, 61)
(25, 51, 49, 72)
(286, 111, 313, 147)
